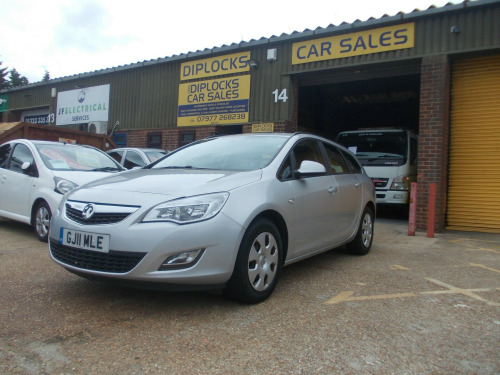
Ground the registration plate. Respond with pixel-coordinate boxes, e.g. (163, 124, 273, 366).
(59, 228, 110, 253)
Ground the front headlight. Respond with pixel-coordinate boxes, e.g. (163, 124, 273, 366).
(142, 192, 229, 224)
(54, 177, 78, 194)
(390, 176, 410, 191)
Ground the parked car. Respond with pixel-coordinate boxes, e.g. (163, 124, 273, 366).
(0, 139, 125, 241)
(49, 133, 375, 303)
(107, 148, 168, 169)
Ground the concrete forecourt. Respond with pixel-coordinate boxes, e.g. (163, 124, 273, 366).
(1, 215, 499, 374)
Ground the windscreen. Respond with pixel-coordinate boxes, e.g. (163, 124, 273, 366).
(36, 143, 122, 171)
(337, 131, 408, 166)
(152, 135, 289, 171)
(144, 150, 168, 162)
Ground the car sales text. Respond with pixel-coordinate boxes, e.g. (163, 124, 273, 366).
(292, 23, 414, 64)
(187, 78, 240, 103)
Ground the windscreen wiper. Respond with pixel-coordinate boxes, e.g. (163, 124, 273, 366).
(91, 167, 123, 172)
(158, 166, 212, 170)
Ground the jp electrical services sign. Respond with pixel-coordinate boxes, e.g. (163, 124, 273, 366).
(0, 94, 8, 112)
(177, 75, 250, 126)
(292, 23, 414, 64)
(180, 52, 250, 81)
(56, 84, 110, 125)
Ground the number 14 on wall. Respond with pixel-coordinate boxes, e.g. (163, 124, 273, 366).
(272, 89, 288, 103)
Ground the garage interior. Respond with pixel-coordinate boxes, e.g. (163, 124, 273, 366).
(296, 61, 421, 141)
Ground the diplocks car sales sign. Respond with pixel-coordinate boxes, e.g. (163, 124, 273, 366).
(178, 52, 251, 127)
(56, 84, 110, 126)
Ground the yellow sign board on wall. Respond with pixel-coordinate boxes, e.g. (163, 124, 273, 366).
(292, 23, 414, 65)
(180, 52, 251, 81)
(177, 75, 250, 126)
(252, 123, 274, 132)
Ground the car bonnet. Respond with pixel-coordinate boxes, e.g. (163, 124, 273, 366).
(50, 169, 120, 186)
(67, 168, 263, 204)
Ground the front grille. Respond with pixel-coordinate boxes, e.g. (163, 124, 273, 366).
(50, 240, 146, 273)
(66, 205, 131, 225)
(64, 201, 139, 225)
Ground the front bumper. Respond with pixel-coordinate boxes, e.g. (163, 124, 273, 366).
(49, 211, 245, 289)
(375, 190, 409, 205)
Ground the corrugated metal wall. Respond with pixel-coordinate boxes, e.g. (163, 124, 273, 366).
(447, 54, 500, 233)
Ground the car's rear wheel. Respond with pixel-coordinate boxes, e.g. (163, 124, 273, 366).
(224, 218, 282, 303)
(34, 201, 51, 242)
(347, 206, 374, 255)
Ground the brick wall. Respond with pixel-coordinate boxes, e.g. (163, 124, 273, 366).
(123, 122, 292, 151)
(291, 77, 299, 133)
(1, 111, 18, 122)
(417, 55, 451, 232)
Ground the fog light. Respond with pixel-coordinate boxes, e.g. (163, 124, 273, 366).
(393, 194, 404, 200)
(158, 249, 204, 270)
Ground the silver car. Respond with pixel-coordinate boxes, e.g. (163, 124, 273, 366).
(49, 133, 375, 303)
(106, 148, 168, 169)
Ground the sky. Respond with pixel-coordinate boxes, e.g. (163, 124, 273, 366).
(1, 0, 464, 83)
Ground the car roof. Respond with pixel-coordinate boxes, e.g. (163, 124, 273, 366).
(108, 147, 166, 152)
(338, 129, 409, 134)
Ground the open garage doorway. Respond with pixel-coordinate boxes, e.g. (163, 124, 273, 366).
(295, 62, 422, 221)
(296, 62, 421, 141)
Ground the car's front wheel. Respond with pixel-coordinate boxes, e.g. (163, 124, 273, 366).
(34, 201, 51, 242)
(224, 218, 283, 304)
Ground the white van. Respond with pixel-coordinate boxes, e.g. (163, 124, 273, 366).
(336, 129, 418, 208)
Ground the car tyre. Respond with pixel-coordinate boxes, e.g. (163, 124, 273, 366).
(347, 206, 374, 256)
(34, 201, 51, 242)
(224, 218, 283, 304)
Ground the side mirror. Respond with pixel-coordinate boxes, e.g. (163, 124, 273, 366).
(21, 161, 37, 177)
(295, 160, 326, 179)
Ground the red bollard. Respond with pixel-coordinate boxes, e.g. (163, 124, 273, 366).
(408, 182, 417, 236)
(427, 183, 437, 238)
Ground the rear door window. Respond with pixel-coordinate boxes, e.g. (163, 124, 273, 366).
(340, 149, 362, 174)
(323, 143, 349, 174)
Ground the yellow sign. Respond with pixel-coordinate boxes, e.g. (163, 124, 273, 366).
(252, 123, 274, 133)
(180, 52, 250, 81)
(177, 75, 250, 126)
(292, 23, 414, 65)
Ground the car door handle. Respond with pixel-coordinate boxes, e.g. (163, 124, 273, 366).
(355, 182, 361, 188)
(328, 186, 338, 194)
(1, 176, 5, 183)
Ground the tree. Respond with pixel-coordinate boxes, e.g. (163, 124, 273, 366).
(42, 70, 50, 82)
(9, 68, 29, 87)
(0, 61, 9, 89)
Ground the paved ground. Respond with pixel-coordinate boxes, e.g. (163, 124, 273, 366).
(0, 215, 499, 374)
